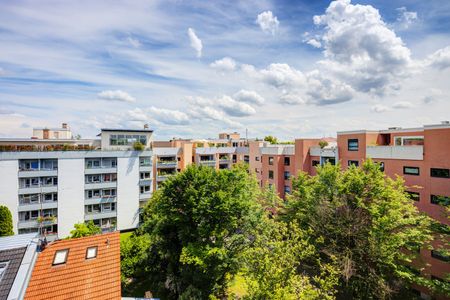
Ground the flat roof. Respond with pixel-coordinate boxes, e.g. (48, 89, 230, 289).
(100, 128, 153, 133)
(0, 233, 37, 251)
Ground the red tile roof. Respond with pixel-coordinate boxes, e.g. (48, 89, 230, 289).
(25, 232, 121, 300)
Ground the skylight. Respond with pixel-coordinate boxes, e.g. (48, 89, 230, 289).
(52, 249, 69, 265)
(86, 246, 98, 259)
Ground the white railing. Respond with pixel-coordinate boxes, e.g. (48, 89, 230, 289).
(366, 146, 423, 160)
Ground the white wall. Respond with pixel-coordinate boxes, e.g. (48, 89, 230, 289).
(57, 158, 85, 238)
(0, 160, 19, 233)
(117, 156, 140, 230)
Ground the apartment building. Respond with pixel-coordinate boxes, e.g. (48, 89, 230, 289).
(0, 125, 153, 239)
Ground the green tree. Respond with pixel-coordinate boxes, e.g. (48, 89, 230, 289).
(123, 164, 264, 299)
(0, 205, 14, 236)
(69, 220, 102, 238)
(133, 141, 145, 151)
(264, 135, 278, 144)
(284, 160, 436, 299)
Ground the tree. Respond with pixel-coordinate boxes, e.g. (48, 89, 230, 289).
(284, 160, 436, 299)
(123, 164, 264, 299)
(318, 140, 328, 149)
(133, 141, 145, 151)
(0, 205, 14, 236)
(69, 220, 102, 238)
(264, 135, 278, 144)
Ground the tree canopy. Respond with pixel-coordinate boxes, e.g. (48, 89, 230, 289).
(69, 220, 102, 238)
(263, 135, 278, 144)
(0, 205, 14, 237)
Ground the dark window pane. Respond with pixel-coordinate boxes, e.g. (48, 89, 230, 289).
(430, 168, 450, 178)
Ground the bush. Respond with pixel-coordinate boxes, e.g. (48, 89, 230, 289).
(0, 205, 14, 236)
(133, 141, 145, 151)
(318, 140, 329, 149)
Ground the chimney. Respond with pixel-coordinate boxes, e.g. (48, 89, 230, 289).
(62, 123, 68, 129)
(144, 124, 149, 129)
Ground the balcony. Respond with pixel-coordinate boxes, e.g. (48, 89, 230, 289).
(156, 174, 173, 181)
(17, 217, 57, 229)
(139, 192, 152, 200)
(85, 166, 117, 174)
(84, 196, 117, 205)
(18, 184, 57, 195)
(199, 160, 216, 167)
(84, 181, 117, 189)
(156, 160, 177, 169)
(366, 145, 423, 161)
(18, 201, 58, 212)
(84, 211, 117, 221)
(18, 169, 58, 178)
(310, 146, 337, 157)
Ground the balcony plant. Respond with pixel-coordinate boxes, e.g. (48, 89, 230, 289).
(37, 215, 56, 223)
(318, 140, 328, 149)
(133, 141, 145, 151)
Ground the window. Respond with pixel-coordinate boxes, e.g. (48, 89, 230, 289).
(268, 157, 274, 165)
(244, 155, 249, 163)
(86, 246, 98, 259)
(403, 166, 419, 176)
(431, 249, 450, 262)
(284, 186, 291, 194)
(268, 170, 274, 179)
(348, 139, 359, 151)
(140, 172, 151, 180)
(431, 195, 450, 206)
(430, 168, 450, 178)
(348, 160, 359, 167)
(284, 171, 290, 180)
(140, 185, 151, 194)
(255, 156, 260, 161)
(394, 136, 424, 146)
(140, 157, 152, 167)
(53, 249, 69, 265)
(284, 157, 290, 166)
(406, 191, 420, 201)
(312, 160, 320, 167)
(378, 162, 385, 172)
(0, 261, 9, 281)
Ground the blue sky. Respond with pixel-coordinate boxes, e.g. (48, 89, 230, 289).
(0, 0, 449, 140)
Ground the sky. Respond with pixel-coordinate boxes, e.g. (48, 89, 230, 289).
(0, 0, 449, 140)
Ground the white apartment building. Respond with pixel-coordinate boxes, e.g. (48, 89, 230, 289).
(0, 126, 153, 239)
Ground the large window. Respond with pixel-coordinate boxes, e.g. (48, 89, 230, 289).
(394, 136, 424, 146)
(284, 171, 290, 180)
(430, 168, 450, 178)
(139, 157, 152, 167)
(431, 195, 450, 206)
(53, 249, 69, 266)
(268, 170, 274, 179)
(348, 139, 359, 151)
(268, 157, 274, 165)
(403, 166, 420, 176)
(110, 134, 147, 146)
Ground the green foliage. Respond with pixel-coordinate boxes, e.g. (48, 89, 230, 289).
(133, 141, 145, 151)
(0, 205, 14, 236)
(318, 140, 329, 149)
(264, 135, 278, 144)
(284, 159, 436, 299)
(69, 220, 102, 238)
(124, 164, 264, 299)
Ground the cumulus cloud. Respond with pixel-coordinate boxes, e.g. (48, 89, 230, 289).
(97, 90, 136, 103)
(233, 90, 265, 105)
(210, 57, 237, 72)
(392, 101, 414, 109)
(306, 71, 354, 105)
(306, 38, 322, 48)
(313, 0, 412, 95)
(216, 95, 256, 117)
(279, 93, 306, 105)
(371, 104, 390, 113)
(395, 7, 418, 30)
(426, 46, 450, 70)
(422, 88, 443, 104)
(188, 105, 242, 127)
(259, 63, 306, 88)
(188, 28, 202, 58)
(147, 106, 190, 125)
(256, 11, 279, 35)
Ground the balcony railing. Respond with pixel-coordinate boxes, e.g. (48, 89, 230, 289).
(366, 145, 423, 160)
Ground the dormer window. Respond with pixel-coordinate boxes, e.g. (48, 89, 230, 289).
(0, 261, 9, 281)
(86, 246, 98, 259)
(53, 249, 69, 265)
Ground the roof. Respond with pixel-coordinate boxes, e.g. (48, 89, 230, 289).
(0, 233, 37, 251)
(154, 147, 180, 156)
(0, 247, 27, 299)
(24, 232, 121, 300)
(100, 128, 153, 133)
(260, 145, 295, 155)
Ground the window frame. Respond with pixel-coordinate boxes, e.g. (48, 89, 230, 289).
(406, 191, 420, 202)
(403, 166, 420, 176)
(348, 160, 359, 167)
(284, 157, 290, 166)
(268, 157, 274, 165)
(85, 246, 98, 260)
(268, 170, 274, 180)
(430, 168, 450, 179)
(347, 139, 359, 151)
(52, 249, 69, 266)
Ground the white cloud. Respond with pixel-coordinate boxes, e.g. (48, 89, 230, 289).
(259, 63, 306, 88)
(127, 36, 141, 48)
(306, 38, 322, 48)
(216, 95, 256, 117)
(233, 90, 265, 105)
(392, 101, 414, 109)
(395, 7, 418, 30)
(279, 93, 306, 105)
(188, 27, 202, 58)
(422, 88, 443, 104)
(306, 71, 354, 105)
(313, 0, 412, 94)
(97, 90, 136, 103)
(188, 105, 242, 127)
(210, 57, 237, 72)
(371, 104, 390, 113)
(426, 46, 450, 70)
(147, 106, 190, 125)
(256, 11, 279, 35)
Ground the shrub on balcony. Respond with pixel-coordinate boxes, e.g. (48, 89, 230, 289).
(318, 140, 328, 149)
(69, 220, 102, 238)
(133, 141, 145, 151)
(0, 205, 14, 236)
